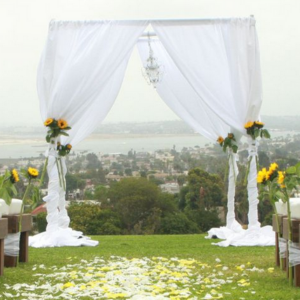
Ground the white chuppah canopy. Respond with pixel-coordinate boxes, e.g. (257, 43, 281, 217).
(29, 17, 273, 248)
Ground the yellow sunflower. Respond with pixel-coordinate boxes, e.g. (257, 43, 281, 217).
(255, 121, 264, 127)
(44, 118, 54, 126)
(66, 144, 72, 150)
(257, 168, 268, 184)
(269, 162, 278, 172)
(217, 136, 224, 144)
(11, 169, 19, 183)
(28, 167, 39, 178)
(58, 119, 68, 129)
(277, 171, 286, 188)
(244, 121, 254, 129)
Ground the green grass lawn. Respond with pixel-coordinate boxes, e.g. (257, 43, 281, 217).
(0, 234, 299, 299)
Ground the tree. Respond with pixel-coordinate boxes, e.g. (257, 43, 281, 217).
(184, 168, 225, 211)
(86, 153, 100, 169)
(94, 185, 108, 203)
(66, 173, 85, 194)
(108, 178, 160, 233)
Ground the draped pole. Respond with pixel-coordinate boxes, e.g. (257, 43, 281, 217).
(226, 150, 240, 229)
(247, 137, 260, 228)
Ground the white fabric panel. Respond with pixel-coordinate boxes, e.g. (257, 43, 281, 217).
(152, 18, 262, 133)
(137, 39, 230, 141)
(38, 20, 148, 146)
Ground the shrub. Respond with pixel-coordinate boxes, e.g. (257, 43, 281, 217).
(35, 212, 47, 233)
(68, 202, 122, 235)
(185, 209, 221, 232)
(159, 213, 199, 234)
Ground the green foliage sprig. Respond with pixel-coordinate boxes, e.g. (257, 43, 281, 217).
(0, 169, 18, 205)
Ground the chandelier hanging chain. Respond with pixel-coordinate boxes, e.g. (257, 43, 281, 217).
(142, 32, 164, 89)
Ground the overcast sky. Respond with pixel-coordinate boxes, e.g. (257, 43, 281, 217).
(0, 0, 299, 127)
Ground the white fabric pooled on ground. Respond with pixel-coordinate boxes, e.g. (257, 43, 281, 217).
(29, 228, 98, 248)
(207, 220, 244, 240)
(214, 225, 275, 247)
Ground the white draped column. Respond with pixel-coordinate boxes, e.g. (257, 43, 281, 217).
(247, 137, 261, 228)
(226, 151, 241, 229)
(206, 150, 242, 239)
(30, 20, 148, 248)
(58, 157, 70, 229)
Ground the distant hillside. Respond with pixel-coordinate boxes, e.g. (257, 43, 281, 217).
(1, 116, 300, 136)
(261, 116, 300, 131)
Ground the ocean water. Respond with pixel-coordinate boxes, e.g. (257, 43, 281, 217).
(0, 130, 296, 159)
(0, 135, 212, 159)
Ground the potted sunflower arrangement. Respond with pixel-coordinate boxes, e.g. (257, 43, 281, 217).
(258, 162, 300, 286)
(1, 167, 39, 268)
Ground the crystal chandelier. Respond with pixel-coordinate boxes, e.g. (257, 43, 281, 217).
(142, 33, 164, 88)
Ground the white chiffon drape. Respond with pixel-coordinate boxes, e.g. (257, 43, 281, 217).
(30, 20, 148, 248)
(148, 18, 272, 246)
(137, 38, 241, 236)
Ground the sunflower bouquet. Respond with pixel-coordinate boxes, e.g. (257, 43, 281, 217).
(0, 169, 19, 205)
(217, 133, 238, 154)
(244, 121, 270, 140)
(57, 142, 72, 157)
(44, 118, 71, 143)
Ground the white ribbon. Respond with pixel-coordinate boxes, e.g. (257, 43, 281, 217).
(279, 237, 287, 258)
(4, 232, 20, 257)
(289, 242, 300, 266)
